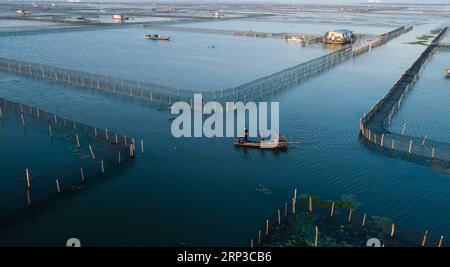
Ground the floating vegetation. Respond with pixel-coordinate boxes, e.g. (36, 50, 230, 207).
(405, 41, 427, 46)
(431, 28, 444, 35)
(253, 191, 444, 247)
(255, 184, 272, 195)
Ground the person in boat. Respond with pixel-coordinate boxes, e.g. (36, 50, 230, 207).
(244, 128, 249, 142)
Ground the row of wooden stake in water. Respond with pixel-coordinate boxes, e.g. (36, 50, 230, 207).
(0, 98, 147, 207)
(251, 189, 445, 247)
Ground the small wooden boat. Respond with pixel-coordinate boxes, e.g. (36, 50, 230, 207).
(234, 132, 289, 149)
(445, 69, 450, 78)
(234, 139, 289, 149)
(145, 34, 171, 41)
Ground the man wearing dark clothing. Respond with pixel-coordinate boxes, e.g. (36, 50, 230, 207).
(244, 128, 249, 142)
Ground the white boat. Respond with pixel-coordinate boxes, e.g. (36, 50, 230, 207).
(285, 36, 303, 42)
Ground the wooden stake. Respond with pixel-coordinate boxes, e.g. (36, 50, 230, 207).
(48, 124, 53, 137)
(330, 202, 335, 217)
(56, 179, 60, 193)
(130, 143, 135, 158)
(308, 197, 312, 213)
(75, 134, 80, 148)
(291, 197, 296, 214)
(89, 145, 95, 159)
(421, 135, 427, 146)
(390, 223, 395, 238)
(118, 152, 121, 164)
(421, 230, 428, 247)
(432, 147, 435, 159)
(362, 213, 367, 227)
(348, 209, 353, 222)
(25, 168, 31, 189)
(265, 220, 270, 238)
(80, 168, 85, 182)
(20, 113, 26, 127)
(101, 160, 105, 174)
(277, 209, 281, 225)
(408, 140, 413, 155)
(0, 106, 3, 119)
(258, 230, 262, 245)
(438, 236, 444, 248)
(284, 203, 288, 218)
(250, 239, 254, 248)
(314, 226, 318, 247)
(141, 140, 144, 154)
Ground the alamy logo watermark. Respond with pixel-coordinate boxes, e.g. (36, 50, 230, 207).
(170, 94, 280, 141)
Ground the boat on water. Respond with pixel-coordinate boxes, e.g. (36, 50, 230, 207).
(285, 35, 303, 42)
(323, 30, 355, 44)
(234, 131, 289, 149)
(145, 34, 171, 41)
(445, 69, 450, 78)
(16, 9, 32, 15)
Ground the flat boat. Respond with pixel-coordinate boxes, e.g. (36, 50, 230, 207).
(234, 132, 289, 149)
(145, 34, 171, 41)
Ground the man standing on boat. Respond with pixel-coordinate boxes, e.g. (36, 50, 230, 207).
(244, 128, 249, 142)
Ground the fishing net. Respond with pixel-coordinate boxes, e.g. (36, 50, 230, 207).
(0, 97, 134, 227)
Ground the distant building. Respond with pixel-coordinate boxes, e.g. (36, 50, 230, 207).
(323, 30, 355, 44)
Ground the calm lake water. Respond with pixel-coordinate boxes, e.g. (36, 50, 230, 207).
(0, 26, 329, 90)
(390, 49, 450, 143)
(0, 18, 449, 246)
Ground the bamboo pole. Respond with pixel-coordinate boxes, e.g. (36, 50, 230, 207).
(265, 220, 270, 238)
(390, 223, 395, 238)
(25, 168, 31, 189)
(89, 145, 95, 159)
(421, 229, 428, 247)
(20, 113, 26, 127)
(330, 202, 335, 217)
(438, 236, 444, 248)
(348, 209, 353, 222)
(141, 140, 144, 154)
(75, 134, 80, 148)
(314, 226, 318, 247)
(291, 197, 296, 214)
(56, 179, 60, 193)
(48, 124, 53, 137)
(277, 209, 281, 225)
(362, 213, 367, 227)
(308, 196, 312, 213)
(80, 168, 85, 182)
(101, 160, 105, 174)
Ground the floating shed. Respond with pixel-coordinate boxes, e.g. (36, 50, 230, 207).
(323, 29, 355, 44)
